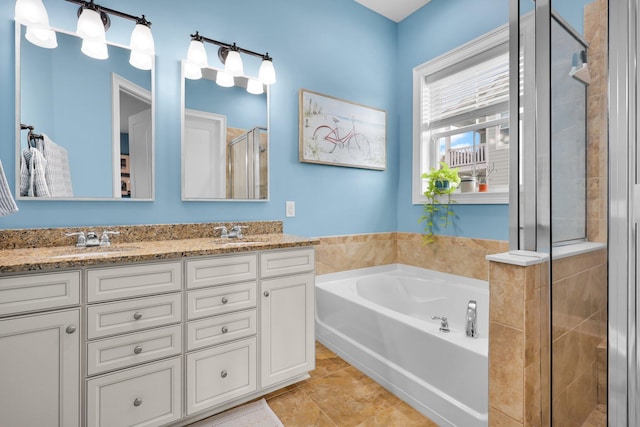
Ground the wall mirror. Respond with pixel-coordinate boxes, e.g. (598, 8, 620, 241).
(16, 24, 154, 200)
(181, 63, 269, 201)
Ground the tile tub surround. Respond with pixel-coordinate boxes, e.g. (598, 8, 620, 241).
(315, 233, 397, 275)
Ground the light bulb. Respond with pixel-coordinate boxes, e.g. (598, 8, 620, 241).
(81, 38, 108, 60)
(15, 0, 48, 26)
(130, 23, 154, 55)
(258, 58, 276, 85)
(186, 39, 208, 68)
(77, 8, 106, 41)
(224, 49, 243, 77)
(183, 61, 203, 80)
(216, 70, 234, 88)
(246, 78, 264, 95)
(129, 50, 153, 70)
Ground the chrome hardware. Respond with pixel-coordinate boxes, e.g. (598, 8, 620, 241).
(263, 291, 269, 297)
(133, 312, 143, 320)
(221, 326, 228, 334)
(65, 325, 77, 334)
(100, 230, 120, 247)
(65, 232, 86, 247)
(133, 398, 142, 407)
(431, 316, 450, 333)
(221, 297, 229, 304)
(228, 225, 248, 239)
(214, 226, 229, 238)
(133, 345, 143, 354)
(466, 300, 478, 338)
(85, 231, 100, 247)
(220, 370, 228, 378)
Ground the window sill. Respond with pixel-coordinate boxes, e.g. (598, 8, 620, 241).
(413, 191, 509, 205)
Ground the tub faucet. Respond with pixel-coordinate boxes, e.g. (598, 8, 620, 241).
(431, 316, 450, 333)
(466, 300, 478, 338)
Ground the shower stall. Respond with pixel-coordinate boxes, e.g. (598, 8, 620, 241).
(227, 126, 268, 199)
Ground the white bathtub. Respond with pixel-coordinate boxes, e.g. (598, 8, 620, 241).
(315, 264, 489, 427)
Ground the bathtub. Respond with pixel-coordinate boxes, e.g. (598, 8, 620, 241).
(315, 264, 489, 427)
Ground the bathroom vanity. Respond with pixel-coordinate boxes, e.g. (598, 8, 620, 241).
(0, 228, 317, 427)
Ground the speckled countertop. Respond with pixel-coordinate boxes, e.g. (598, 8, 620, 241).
(0, 221, 319, 274)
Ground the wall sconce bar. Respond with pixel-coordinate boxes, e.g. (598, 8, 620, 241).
(64, 0, 150, 26)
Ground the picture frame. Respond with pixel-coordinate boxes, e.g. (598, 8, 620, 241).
(299, 89, 386, 170)
(120, 154, 130, 174)
(120, 176, 130, 197)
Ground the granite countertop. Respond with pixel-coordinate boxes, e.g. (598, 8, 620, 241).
(0, 234, 320, 274)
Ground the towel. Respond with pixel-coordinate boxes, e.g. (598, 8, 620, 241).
(40, 134, 73, 197)
(0, 159, 18, 217)
(20, 147, 50, 197)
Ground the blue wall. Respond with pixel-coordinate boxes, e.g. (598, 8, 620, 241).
(0, 0, 525, 240)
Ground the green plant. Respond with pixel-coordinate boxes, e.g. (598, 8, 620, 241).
(419, 162, 460, 243)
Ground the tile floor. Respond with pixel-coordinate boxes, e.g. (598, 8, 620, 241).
(582, 404, 606, 427)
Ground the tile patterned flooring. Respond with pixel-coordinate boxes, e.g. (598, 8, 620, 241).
(582, 404, 607, 427)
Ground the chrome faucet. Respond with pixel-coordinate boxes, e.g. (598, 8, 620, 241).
(228, 225, 248, 238)
(466, 300, 478, 338)
(214, 226, 229, 238)
(431, 316, 450, 333)
(65, 230, 120, 247)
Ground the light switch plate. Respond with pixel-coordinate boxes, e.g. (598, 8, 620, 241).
(285, 201, 295, 217)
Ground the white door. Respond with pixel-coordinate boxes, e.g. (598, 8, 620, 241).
(260, 274, 315, 388)
(183, 109, 226, 199)
(129, 109, 153, 199)
(0, 309, 80, 427)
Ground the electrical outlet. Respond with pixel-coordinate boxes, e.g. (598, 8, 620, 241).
(285, 201, 296, 217)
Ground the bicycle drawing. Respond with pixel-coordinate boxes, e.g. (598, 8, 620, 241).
(299, 89, 386, 170)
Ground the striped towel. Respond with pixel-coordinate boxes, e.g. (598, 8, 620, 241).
(0, 159, 18, 216)
(20, 147, 50, 197)
(40, 134, 73, 197)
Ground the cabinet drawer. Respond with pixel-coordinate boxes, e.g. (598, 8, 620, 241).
(186, 254, 257, 289)
(87, 293, 182, 339)
(187, 282, 256, 320)
(260, 248, 315, 278)
(0, 271, 80, 317)
(186, 337, 256, 415)
(87, 325, 182, 376)
(187, 309, 257, 351)
(87, 357, 181, 427)
(87, 262, 182, 303)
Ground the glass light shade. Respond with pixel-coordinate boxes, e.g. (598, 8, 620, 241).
(258, 59, 276, 85)
(129, 50, 153, 70)
(15, 0, 48, 26)
(183, 61, 203, 80)
(224, 50, 243, 77)
(81, 38, 108, 60)
(77, 8, 106, 41)
(216, 70, 234, 88)
(130, 24, 154, 55)
(246, 78, 264, 95)
(25, 24, 57, 49)
(186, 40, 208, 68)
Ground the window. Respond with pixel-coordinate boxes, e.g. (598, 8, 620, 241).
(413, 25, 509, 204)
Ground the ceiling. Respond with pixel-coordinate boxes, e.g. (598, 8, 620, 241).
(353, 0, 431, 22)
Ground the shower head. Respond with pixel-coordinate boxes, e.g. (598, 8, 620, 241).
(569, 50, 590, 86)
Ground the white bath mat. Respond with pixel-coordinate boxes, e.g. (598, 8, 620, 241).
(194, 399, 284, 427)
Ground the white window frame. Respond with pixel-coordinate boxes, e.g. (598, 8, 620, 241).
(412, 24, 509, 205)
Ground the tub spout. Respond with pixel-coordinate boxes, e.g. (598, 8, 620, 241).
(466, 300, 477, 338)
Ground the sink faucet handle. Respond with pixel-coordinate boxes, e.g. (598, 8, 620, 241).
(214, 226, 229, 238)
(431, 315, 450, 332)
(65, 231, 86, 247)
(230, 225, 248, 238)
(100, 231, 120, 247)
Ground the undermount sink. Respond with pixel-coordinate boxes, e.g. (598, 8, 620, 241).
(47, 246, 138, 260)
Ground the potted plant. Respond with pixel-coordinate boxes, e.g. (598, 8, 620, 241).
(419, 162, 461, 243)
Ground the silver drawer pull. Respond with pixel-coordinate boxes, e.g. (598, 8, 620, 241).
(65, 325, 77, 334)
(221, 326, 228, 334)
(133, 398, 142, 407)
(221, 297, 229, 304)
(264, 291, 270, 297)
(133, 345, 143, 354)
(133, 312, 143, 320)
(220, 370, 228, 378)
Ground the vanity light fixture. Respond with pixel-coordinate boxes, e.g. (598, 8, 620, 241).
(246, 78, 264, 95)
(185, 31, 276, 90)
(14, 0, 57, 49)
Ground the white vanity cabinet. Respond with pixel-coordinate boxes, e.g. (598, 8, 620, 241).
(0, 272, 81, 427)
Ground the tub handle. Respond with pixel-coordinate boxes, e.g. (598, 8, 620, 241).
(431, 316, 450, 333)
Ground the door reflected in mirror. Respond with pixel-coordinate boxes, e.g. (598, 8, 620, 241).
(182, 64, 269, 201)
(16, 24, 154, 200)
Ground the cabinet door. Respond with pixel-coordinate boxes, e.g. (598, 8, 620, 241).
(260, 273, 315, 388)
(0, 309, 80, 427)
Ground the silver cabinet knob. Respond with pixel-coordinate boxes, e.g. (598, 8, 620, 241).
(133, 398, 142, 407)
(263, 291, 270, 297)
(221, 297, 229, 304)
(133, 345, 143, 354)
(133, 312, 143, 320)
(221, 326, 228, 334)
(220, 370, 228, 378)
(65, 325, 77, 334)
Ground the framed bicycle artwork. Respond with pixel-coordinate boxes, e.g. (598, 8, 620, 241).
(299, 89, 386, 170)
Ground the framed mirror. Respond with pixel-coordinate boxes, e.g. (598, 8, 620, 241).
(181, 63, 269, 201)
(16, 24, 154, 200)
